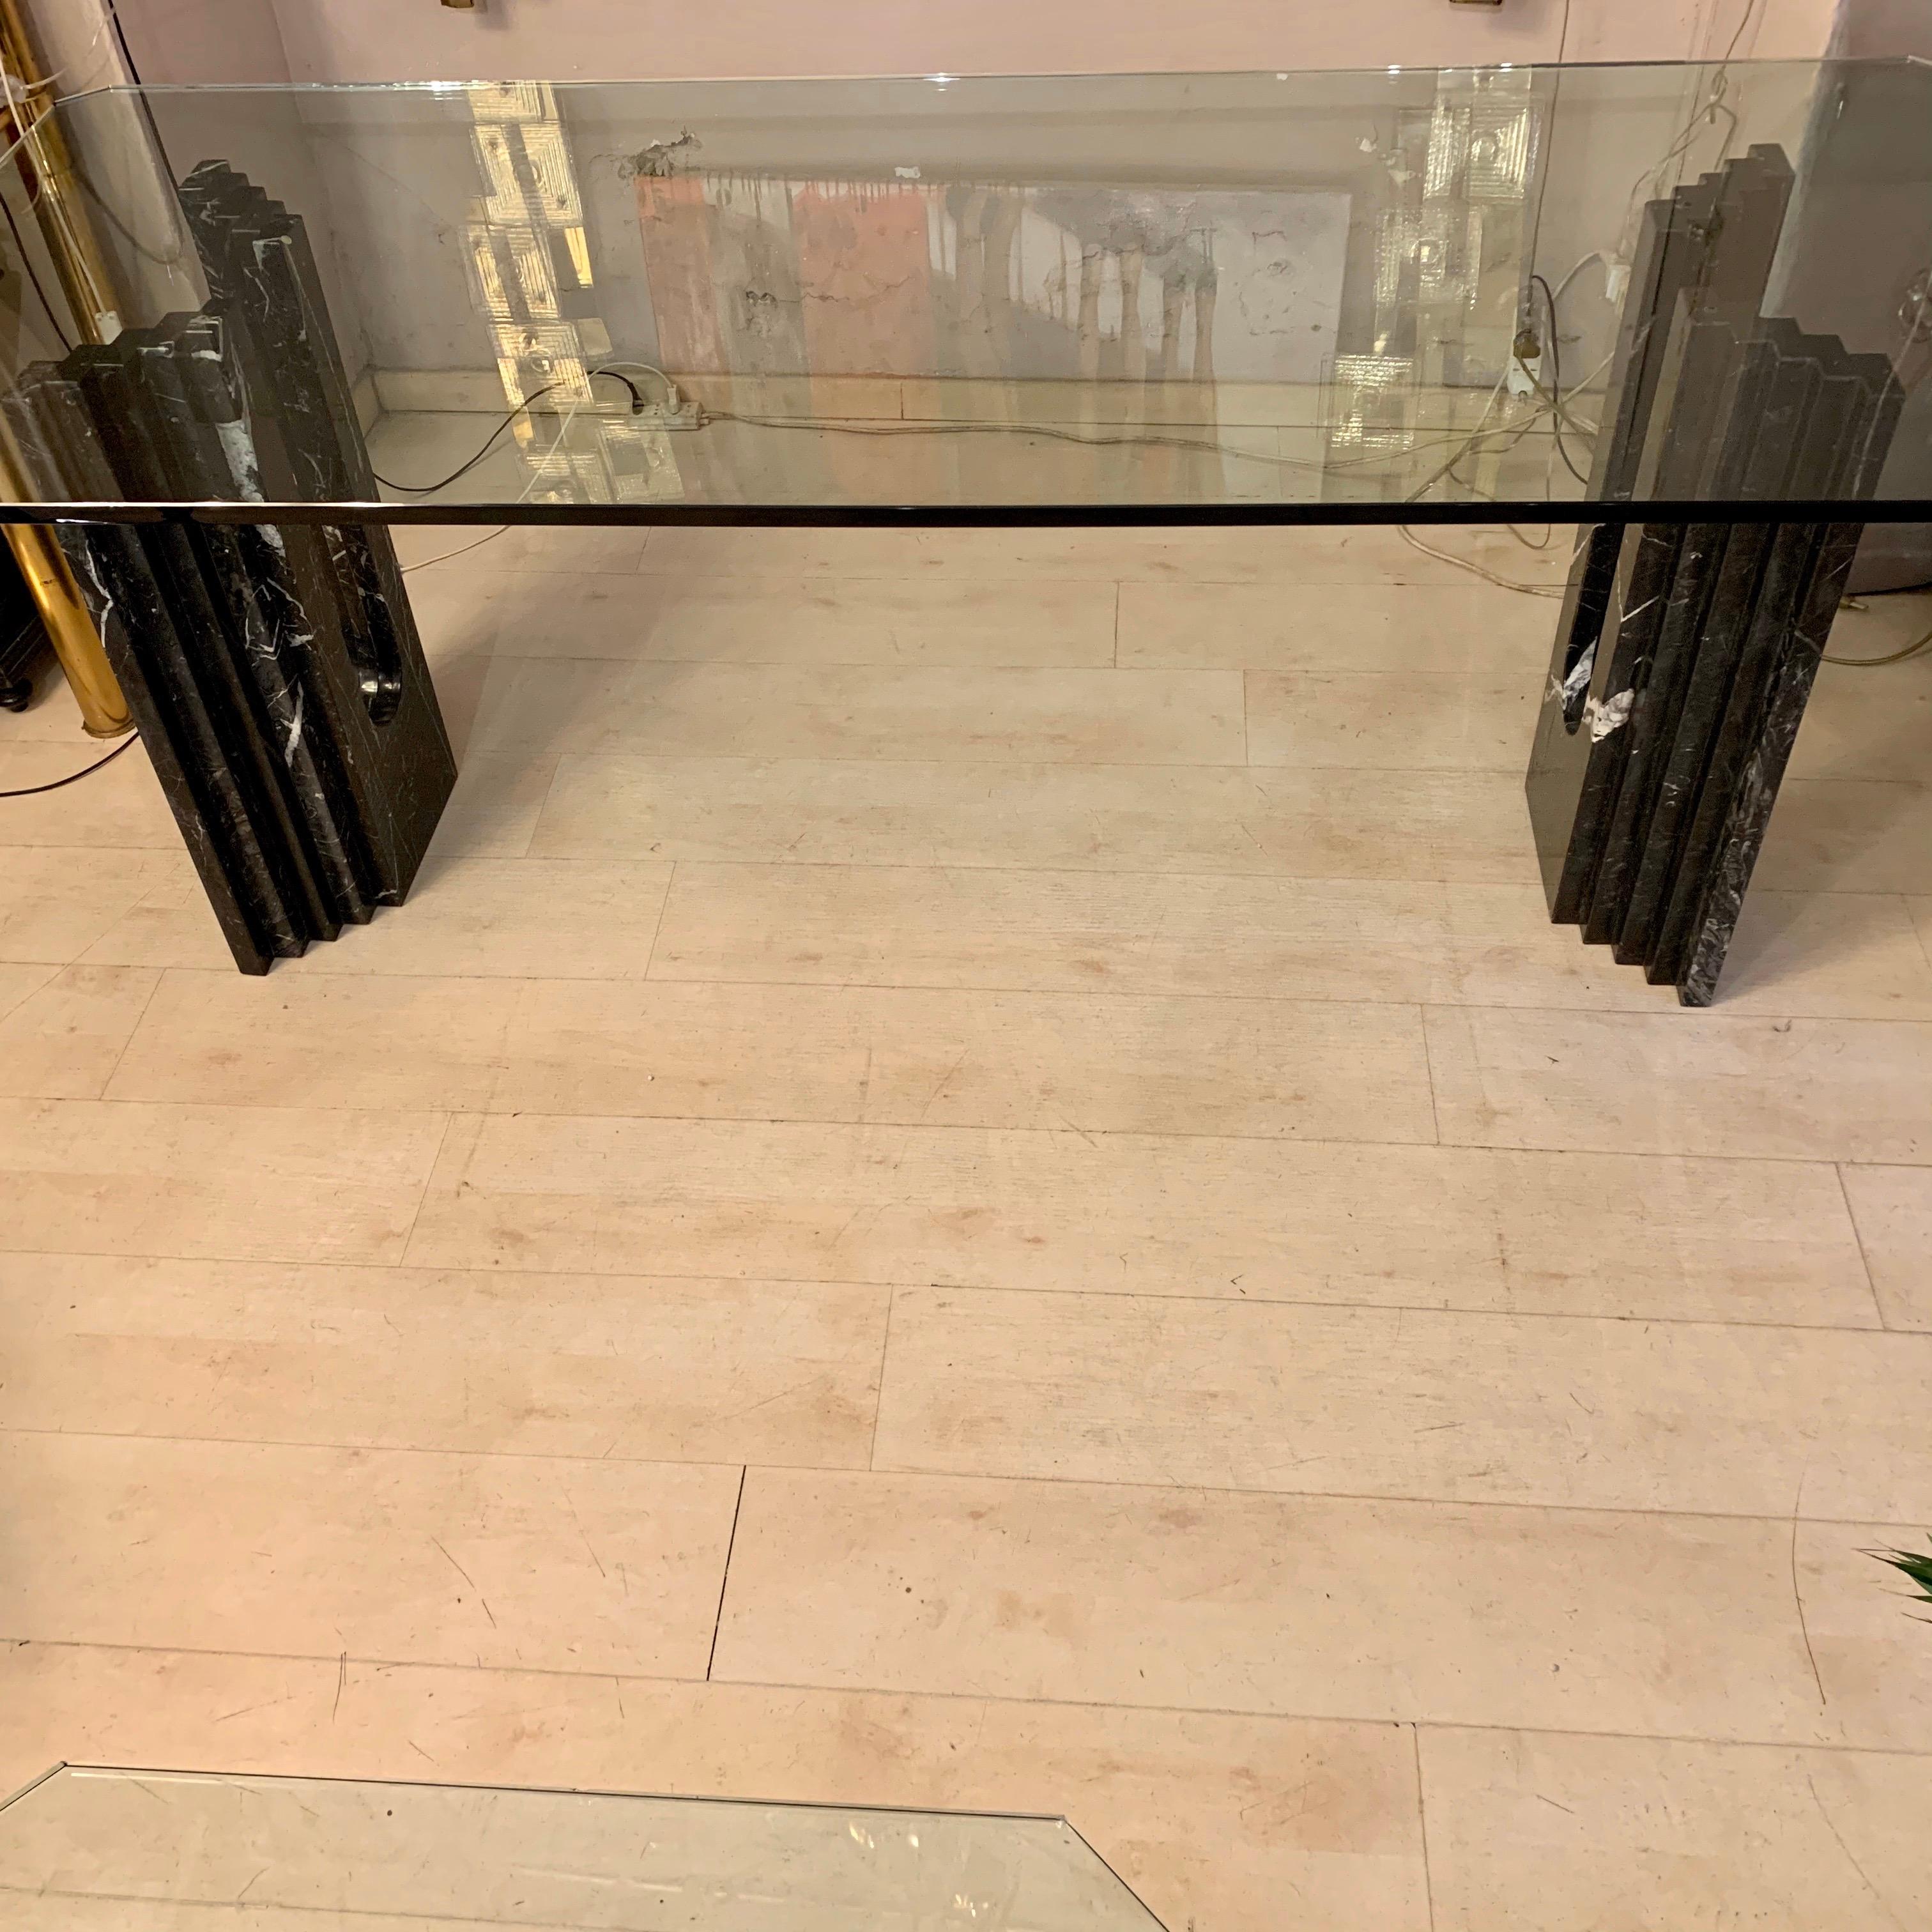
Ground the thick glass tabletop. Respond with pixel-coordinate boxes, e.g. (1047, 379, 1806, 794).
(0, 61, 1927, 523)
(0, 1766, 1167, 1929)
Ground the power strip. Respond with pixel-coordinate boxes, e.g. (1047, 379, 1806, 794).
(644, 398, 709, 431)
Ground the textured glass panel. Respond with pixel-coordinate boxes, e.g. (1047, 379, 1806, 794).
(0, 1766, 1166, 1931)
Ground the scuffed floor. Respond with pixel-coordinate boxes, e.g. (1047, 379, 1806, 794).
(2, 523, 1930, 1929)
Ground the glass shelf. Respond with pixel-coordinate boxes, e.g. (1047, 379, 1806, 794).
(0, 1765, 1167, 1930)
(0, 61, 1926, 523)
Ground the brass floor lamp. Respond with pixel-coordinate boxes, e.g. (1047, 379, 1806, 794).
(0, 0, 130, 737)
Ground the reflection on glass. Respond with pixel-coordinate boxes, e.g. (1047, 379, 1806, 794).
(0, 63, 1922, 514)
(0, 1766, 1168, 1930)
(460, 81, 681, 507)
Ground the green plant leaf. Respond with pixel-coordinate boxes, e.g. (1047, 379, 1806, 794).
(1868, 1541, 1932, 1617)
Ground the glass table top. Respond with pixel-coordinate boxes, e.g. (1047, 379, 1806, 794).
(0, 1766, 1167, 1930)
(0, 62, 1927, 523)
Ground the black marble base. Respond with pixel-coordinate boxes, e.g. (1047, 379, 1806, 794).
(1675, 362, 1905, 1003)
(0, 162, 456, 975)
(180, 162, 456, 902)
(1524, 150, 1795, 935)
(1524, 329, 1905, 1004)
(7, 369, 316, 970)
(1519, 131, 1912, 1006)
(1584, 319, 1787, 954)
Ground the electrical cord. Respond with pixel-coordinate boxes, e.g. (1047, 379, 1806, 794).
(371, 372, 622, 493)
(4, 432, 569, 785)
(702, 397, 1597, 484)
(592, 359, 682, 400)
(4, 360, 629, 789)
(1399, 323, 1932, 659)
(65, 152, 193, 272)
(4, 13, 112, 100)
(394, 363, 643, 571)
(1404, 368, 1566, 503)
(1823, 620, 1932, 668)
(1398, 526, 1567, 598)
(0, 728, 138, 797)
(701, 405, 1338, 471)
(402, 527, 509, 573)
(388, 382, 1587, 585)
(1551, 252, 1610, 306)
(103, 0, 147, 87)
(1392, 336, 1619, 595)
(1532, 272, 1590, 488)
(385, 269, 1861, 631)
(0, 93, 56, 184)
(1404, 252, 1932, 664)
(371, 368, 645, 494)
(396, 375, 1582, 598)
(370, 399, 540, 494)
(4, 486, 541, 793)
(378, 339, 1597, 500)
(1613, 0, 1764, 266)
(0, 185, 72, 350)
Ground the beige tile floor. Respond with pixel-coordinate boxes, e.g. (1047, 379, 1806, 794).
(2, 525, 1931, 1930)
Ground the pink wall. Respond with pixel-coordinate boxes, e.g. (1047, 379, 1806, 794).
(1836, 0, 1932, 52)
(107, 0, 290, 84)
(103, 0, 1847, 88)
(1567, 0, 1842, 60)
(271, 0, 1567, 84)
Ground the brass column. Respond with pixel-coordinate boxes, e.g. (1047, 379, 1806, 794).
(0, 0, 130, 735)
(3, 523, 129, 733)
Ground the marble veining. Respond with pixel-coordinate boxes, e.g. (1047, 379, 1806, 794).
(0, 162, 459, 974)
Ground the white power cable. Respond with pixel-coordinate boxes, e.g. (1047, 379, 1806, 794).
(401, 526, 507, 574)
(15, 11, 113, 95)
(1612, 0, 1768, 268)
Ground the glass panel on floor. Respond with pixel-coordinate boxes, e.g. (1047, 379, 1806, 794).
(0, 1764, 1167, 1930)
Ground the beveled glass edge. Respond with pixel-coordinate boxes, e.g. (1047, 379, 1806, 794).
(50, 56, 1929, 104)
(4, 500, 1930, 528)
(0, 1761, 1068, 1831)
(0, 1765, 68, 1817)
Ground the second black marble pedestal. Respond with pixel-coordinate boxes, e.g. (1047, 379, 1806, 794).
(1526, 149, 1794, 925)
(1671, 366, 1905, 1004)
(1524, 327, 1904, 1005)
